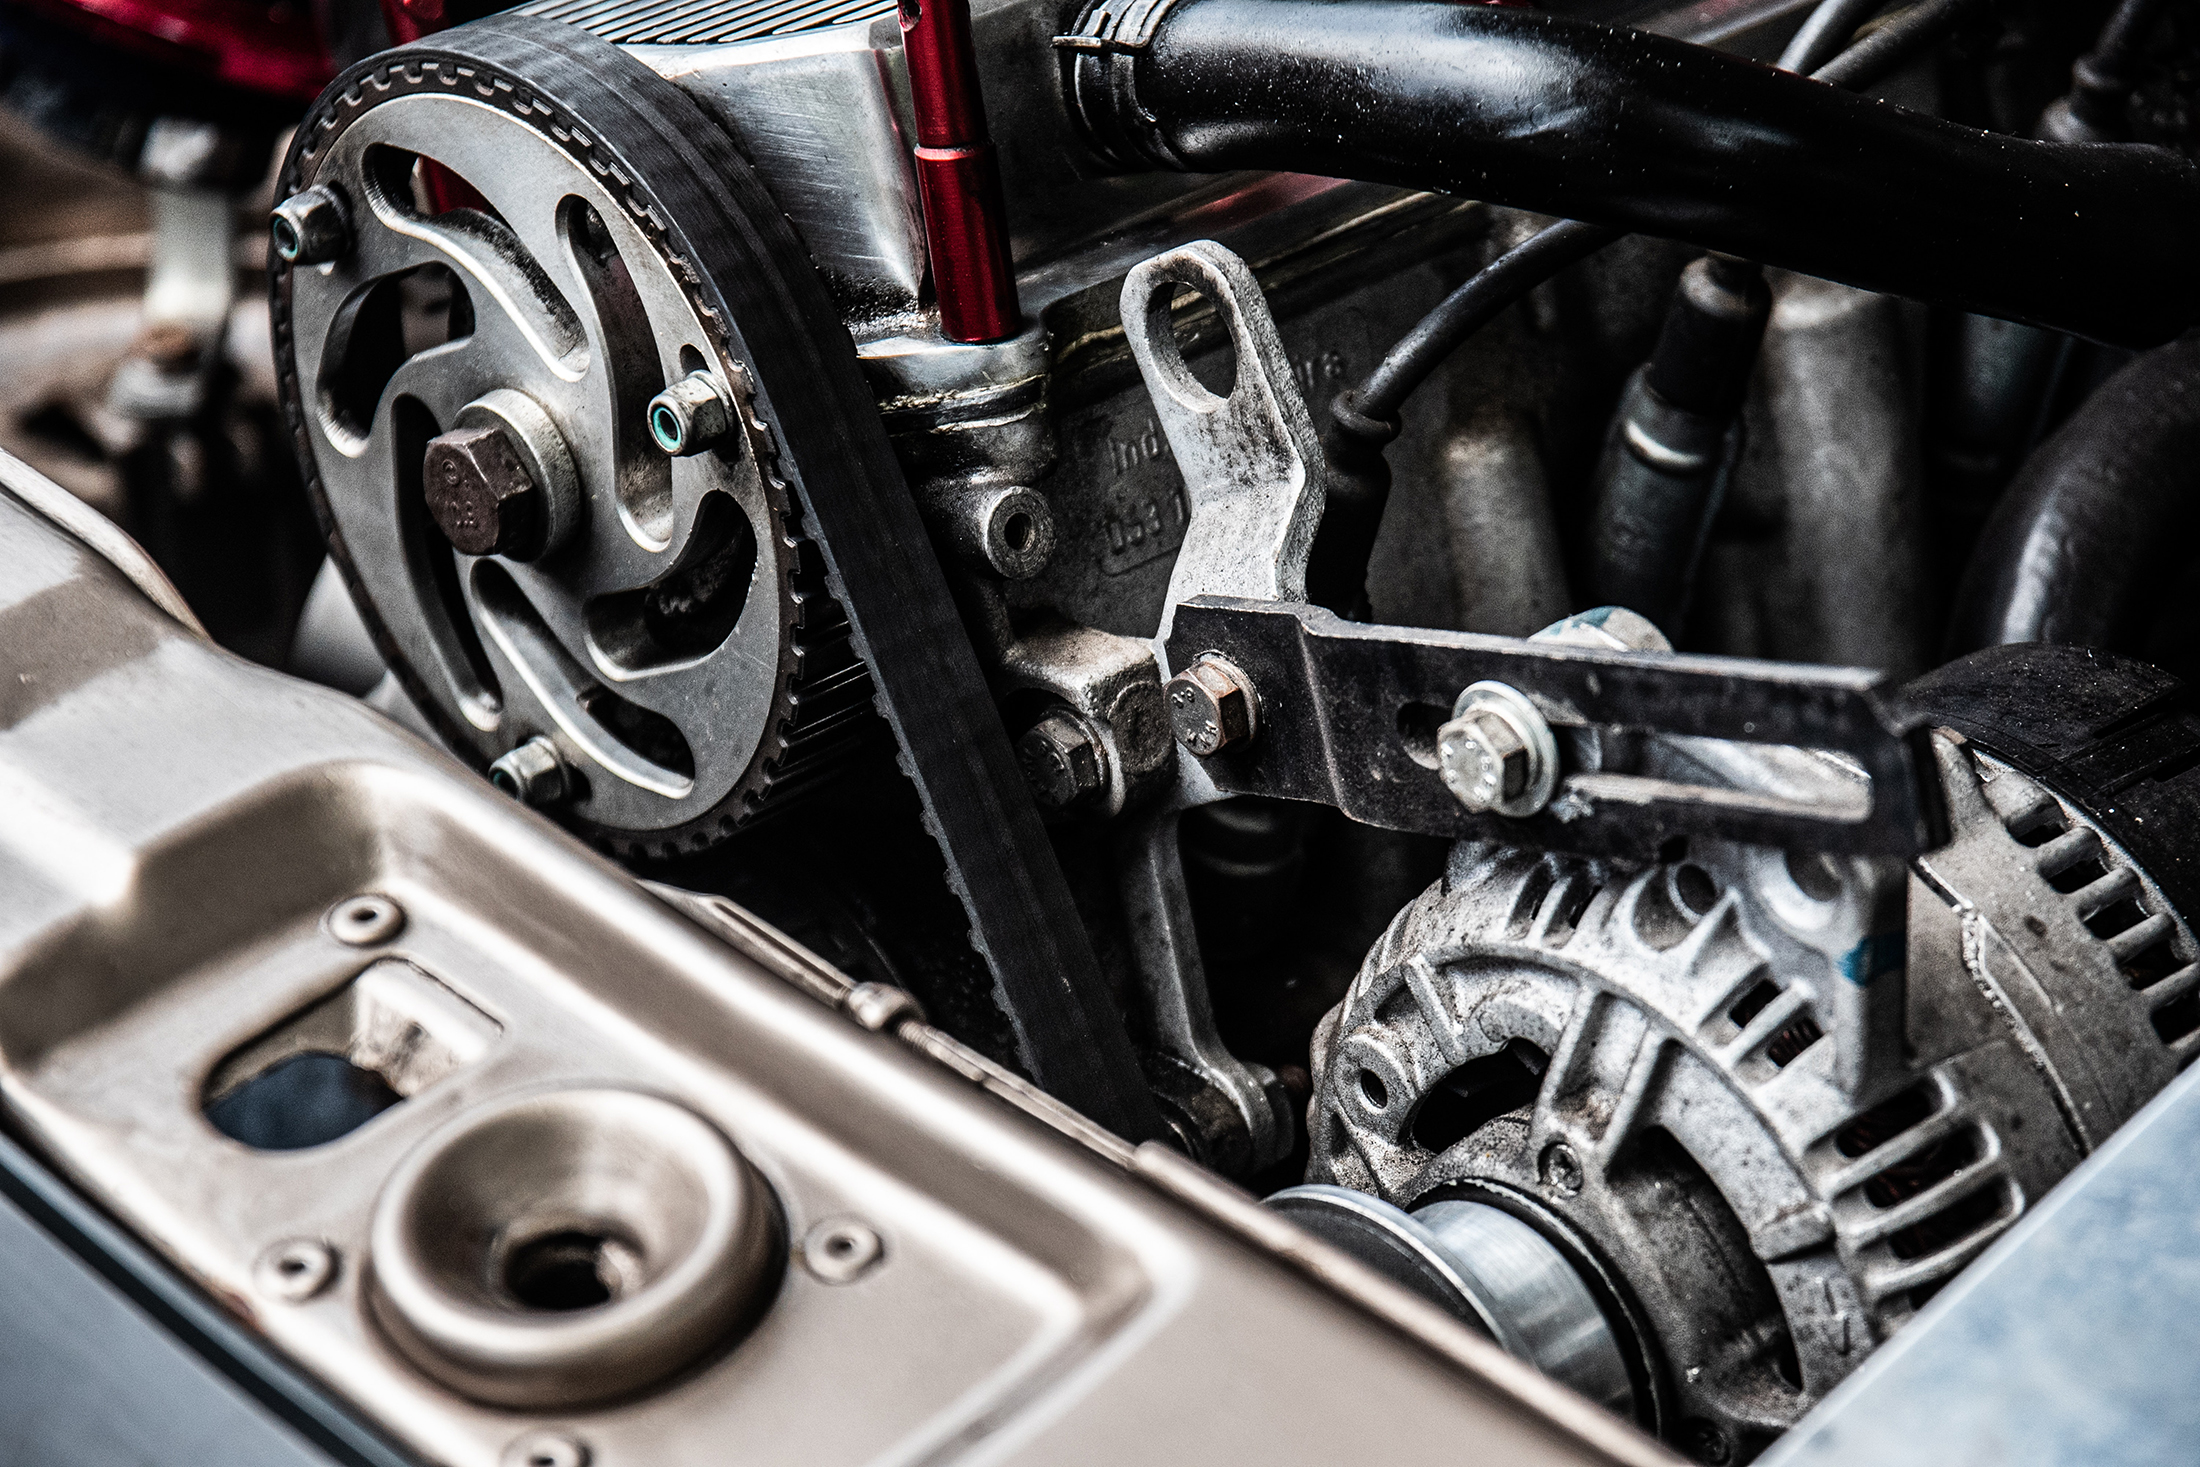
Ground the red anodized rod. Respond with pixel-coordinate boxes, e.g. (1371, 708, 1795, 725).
(900, 0, 1022, 343)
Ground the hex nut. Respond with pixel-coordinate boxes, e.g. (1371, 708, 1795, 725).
(1017, 710, 1106, 812)
(423, 424, 546, 559)
(255, 1239, 338, 1302)
(327, 894, 405, 947)
(489, 736, 569, 807)
(648, 370, 733, 456)
(800, 1218, 883, 1284)
(1436, 681, 1558, 818)
(271, 185, 351, 265)
(1166, 654, 1257, 758)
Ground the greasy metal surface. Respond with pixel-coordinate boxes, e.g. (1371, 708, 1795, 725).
(0, 488, 1683, 1467)
(1164, 597, 1945, 859)
(1762, 1056, 2200, 1467)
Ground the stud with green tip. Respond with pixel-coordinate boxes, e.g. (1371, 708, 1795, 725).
(271, 185, 352, 266)
(647, 369, 734, 456)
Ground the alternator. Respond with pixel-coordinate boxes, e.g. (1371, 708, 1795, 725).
(1304, 659, 2200, 1462)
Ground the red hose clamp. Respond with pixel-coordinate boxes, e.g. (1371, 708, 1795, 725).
(900, 0, 1022, 343)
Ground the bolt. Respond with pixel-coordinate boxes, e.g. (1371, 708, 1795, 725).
(1436, 681, 1556, 818)
(270, 184, 352, 265)
(1439, 710, 1530, 811)
(1166, 654, 1257, 758)
(648, 369, 733, 456)
(423, 424, 546, 559)
(489, 736, 569, 806)
(1017, 709, 1105, 812)
(1541, 1141, 1585, 1196)
(327, 894, 405, 946)
(254, 1239, 337, 1302)
(800, 1218, 884, 1284)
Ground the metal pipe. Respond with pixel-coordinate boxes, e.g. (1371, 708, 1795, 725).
(1061, 0, 2200, 348)
(902, 0, 1021, 342)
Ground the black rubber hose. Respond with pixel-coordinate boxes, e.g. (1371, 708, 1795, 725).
(1778, 0, 1886, 74)
(1064, 0, 2200, 347)
(1948, 332, 2200, 652)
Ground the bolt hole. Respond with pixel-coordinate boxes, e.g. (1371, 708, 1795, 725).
(1784, 848, 1842, 902)
(1674, 863, 1718, 917)
(489, 765, 522, 797)
(503, 1230, 636, 1313)
(1358, 1068, 1389, 1109)
(826, 1234, 856, 1257)
(279, 1255, 308, 1276)
(272, 216, 301, 261)
(1002, 511, 1033, 551)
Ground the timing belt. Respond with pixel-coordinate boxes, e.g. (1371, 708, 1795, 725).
(407, 16, 1165, 1143)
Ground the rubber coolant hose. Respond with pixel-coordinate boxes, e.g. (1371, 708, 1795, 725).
(1062, 0, 2200, 347)
(1949, 332, 2200, 651)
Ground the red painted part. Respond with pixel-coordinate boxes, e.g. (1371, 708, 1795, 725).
(899, 0, 1020, 342)
(12, 0, 334, 100)
(378, 0, 444, 45)
(914, 143, 1018, 342)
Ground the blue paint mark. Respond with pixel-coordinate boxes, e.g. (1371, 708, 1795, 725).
(1838, 932, 1904, 987)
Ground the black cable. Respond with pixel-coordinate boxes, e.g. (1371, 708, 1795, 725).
(1779, 0, 1889, 75)
(1810, 0, 2003, 91)
(1343, 220, 1620, 428)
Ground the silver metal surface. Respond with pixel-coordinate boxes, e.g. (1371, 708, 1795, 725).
(368, 1087, 780, 1407)
(1266, 1185, 1635, 1416)
(0, 490, 1674, 1467)
(1762, 1053, 2200, 1467)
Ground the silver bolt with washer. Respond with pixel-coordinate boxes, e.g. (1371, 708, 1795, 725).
(801, 1218, 884, 1284)
(489, 736, 569, 807)
(1437, 681, 1559, 817)
(1165, 653, 1258, 758)
(255, 1239, 337, 1302)
(648, 369, 734, 456)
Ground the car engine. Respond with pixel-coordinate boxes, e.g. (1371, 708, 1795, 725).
(2, 0, 2198, 1461)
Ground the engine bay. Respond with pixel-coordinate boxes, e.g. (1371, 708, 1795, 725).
(1, 0, 2198, 1460)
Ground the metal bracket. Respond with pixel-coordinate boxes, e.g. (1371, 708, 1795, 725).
(1164, 597, 1948, 861)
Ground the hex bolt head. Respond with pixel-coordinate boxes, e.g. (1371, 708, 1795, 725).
(1017, 709, 1105, 812)
(423, 424, 546, 559)
(270, 185, 352, 266)
(489, 736, 569, 807)
(648, 370, 733, 456)
(1439, 710, 1531, 810)
(1437, 681, 1558, 818)
(1166, 654, 1257, 758)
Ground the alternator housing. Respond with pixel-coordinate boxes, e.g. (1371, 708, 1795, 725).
(1308, 727, 2198, 1461)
